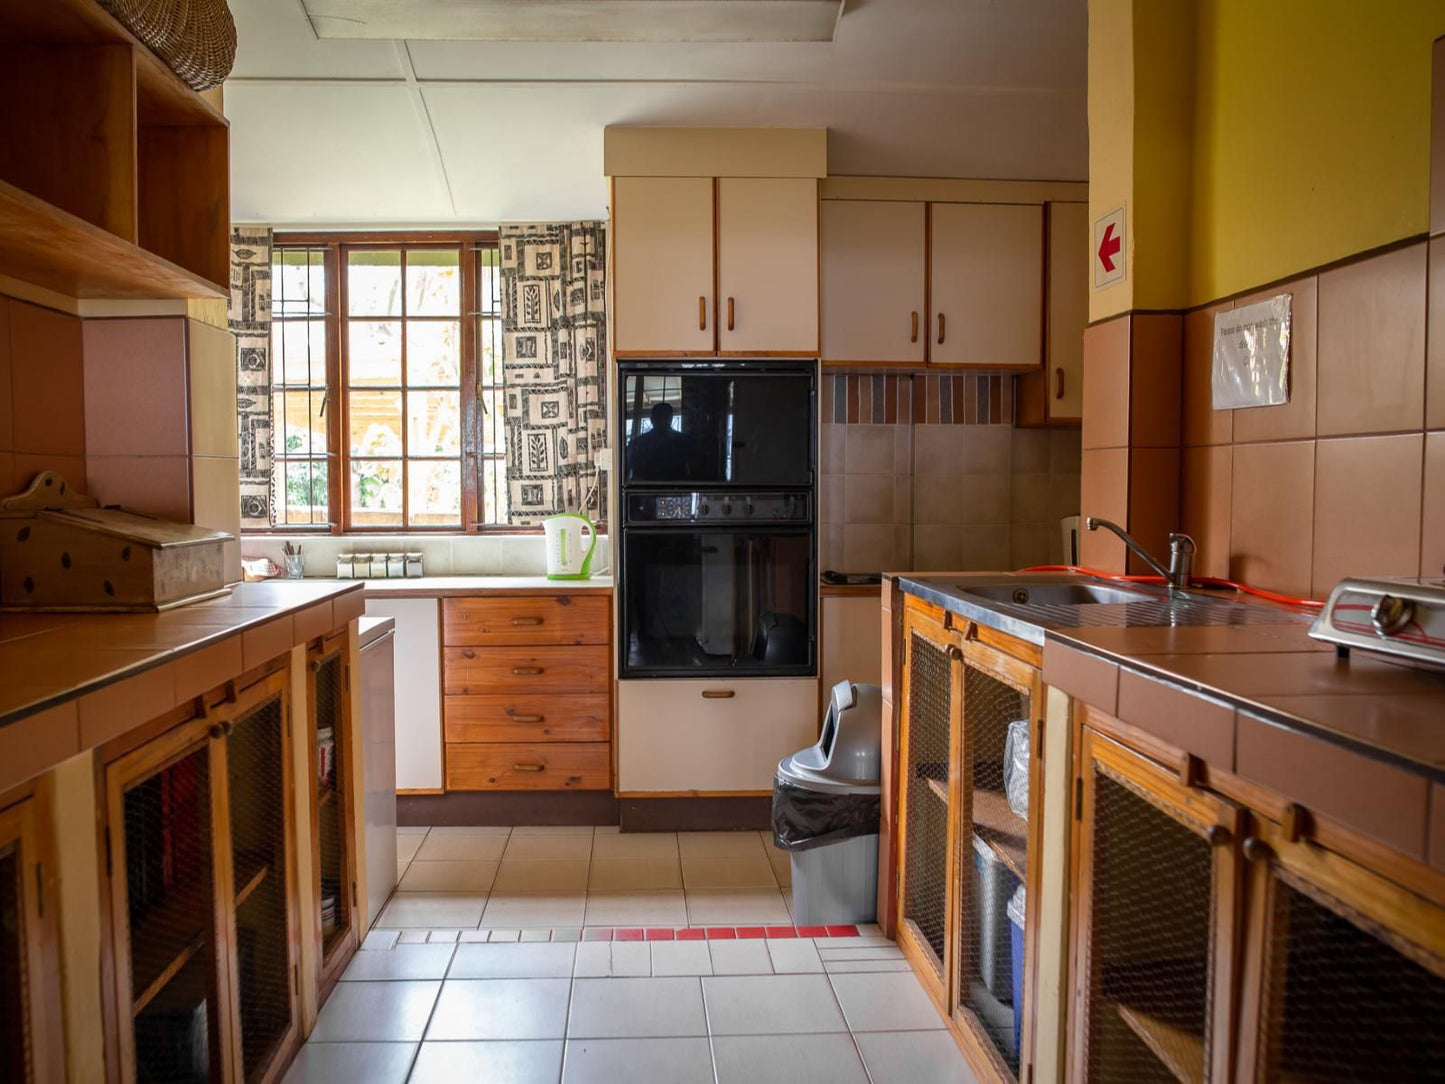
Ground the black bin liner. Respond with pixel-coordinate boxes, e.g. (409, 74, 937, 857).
(771, 772, 880, 853)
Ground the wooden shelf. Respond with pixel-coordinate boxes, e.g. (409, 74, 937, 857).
(0, 179, 226, 300)
(128, 877, 210, 1018)
(233, 854, 272, 910)
(1116, 1000, 1205, 1084)
(971, 786, 1027, 881)
(319, 786, 337, 811)
(926, 776, 947, 803)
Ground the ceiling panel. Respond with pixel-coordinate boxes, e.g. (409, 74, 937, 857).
(230, 0, 408, 78)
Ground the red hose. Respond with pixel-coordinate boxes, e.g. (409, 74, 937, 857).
(1015, 565, 1325, 610)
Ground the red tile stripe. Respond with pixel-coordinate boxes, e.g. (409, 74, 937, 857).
(604, 926, 860, 941)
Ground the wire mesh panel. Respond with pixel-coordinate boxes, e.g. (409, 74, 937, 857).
(228, 694, 292, 1081)
(956, 661, 1031, 1077)
(902, 629, 953, 974)
(124, 746, 218, 1084)
(315, 651, 350, 960)
(1084, 766, 1214, 1084)
(0, 839, 29, 1081)
(1255, 870, 1445, 1082)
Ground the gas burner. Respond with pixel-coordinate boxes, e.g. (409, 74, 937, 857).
(1309, 577, 1445, 668)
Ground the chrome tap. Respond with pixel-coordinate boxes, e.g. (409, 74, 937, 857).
(1085, 517, 1196, 590)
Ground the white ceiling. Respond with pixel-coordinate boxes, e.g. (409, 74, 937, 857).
(226, 0, 1088, 226)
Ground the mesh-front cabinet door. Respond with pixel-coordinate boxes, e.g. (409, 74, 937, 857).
(895, 603, 964, 1011)
(1070, 728, 1243, 1084)
(106, 717, 233, 1084)
(1237, 822, 1445, 1082)
(309, 632, 357, 996)
(0, 791, 62, 1082)
(220, 671, 299, 1082)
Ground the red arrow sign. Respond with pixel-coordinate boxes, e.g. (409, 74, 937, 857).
(1097, 223, 1121, 273)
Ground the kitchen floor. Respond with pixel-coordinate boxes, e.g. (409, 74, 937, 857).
(284, 826, 976, 1083)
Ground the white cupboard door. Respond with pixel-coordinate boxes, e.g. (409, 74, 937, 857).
(929, 202, 1044, 369)
(364, 597, 442, 790)
(1046, 201, 1088, 419)
(613, 176, 716, 354)
(820, 594, 883, 703)
(821, 200, 926, 365)
(717, 177, 819, 355)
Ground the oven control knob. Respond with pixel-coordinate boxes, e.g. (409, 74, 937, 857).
(721, 503, 733, 516)
(1370, 594, 1414, 637)
(699, 503, 710, 516)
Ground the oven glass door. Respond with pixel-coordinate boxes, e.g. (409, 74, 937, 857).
(622, 527, 815, 676)
(621, 370, 814, 488)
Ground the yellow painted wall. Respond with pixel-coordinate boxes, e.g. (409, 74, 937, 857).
(1189, 0, 1445, 305)
(1087, 0, 1135, 321)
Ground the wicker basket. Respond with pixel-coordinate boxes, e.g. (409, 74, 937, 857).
(97, 0, 237, 92)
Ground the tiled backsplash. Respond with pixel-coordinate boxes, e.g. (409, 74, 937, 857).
(242, 533, 613, 579)
(820, 372, 1081, 574)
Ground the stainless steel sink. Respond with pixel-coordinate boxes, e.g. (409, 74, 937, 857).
(957, 581, 1157, 607)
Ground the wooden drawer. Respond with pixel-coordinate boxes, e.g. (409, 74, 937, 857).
(445, 694, 610, 744)
(446, 742, 610, 791)
(443, 645, 610, 695)
(443, 595, 610, 647)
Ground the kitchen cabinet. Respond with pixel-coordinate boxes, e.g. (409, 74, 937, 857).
(309, 631, 358, 998)
(0, 783, 62, 1083)
(820, 200, 927, 366)
(1017, 201, 1088, 425)
(364, 597, 442, 791)
(442, 593, 612, 792)
(820, 590, 883, 711)
(930, 203, 1044, 369)
(102, 668, 301, 1083)
(359, 620, 397, 932)
(613, 175, 818, 356)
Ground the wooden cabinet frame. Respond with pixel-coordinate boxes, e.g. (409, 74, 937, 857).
(308, 630, 359, 1000)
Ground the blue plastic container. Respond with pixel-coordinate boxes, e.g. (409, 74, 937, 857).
(1007, 884, 1026, 1058)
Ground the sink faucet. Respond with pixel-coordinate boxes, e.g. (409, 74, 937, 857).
(1085, 517, 1197, 590)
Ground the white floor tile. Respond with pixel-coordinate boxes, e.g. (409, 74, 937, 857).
(415, 829, 510, 862)
(281, 1042, 415, 1084)
(591, 829, 679, 861)
(713, 1033, 869, 1084)
(449, 941, 576, 979)
(817, 944, 904, 961)
(567, 977, 708, 1038)
(766, 938, 823, 974)
(512, 824, 596, 835)
(562, 1038, 713, 1084)
(360, 930, 399, 952)
(609, 940, 651, 976)
(854, 1030, 979, 1084)
(397, 930, 429, 945)
(492, 860, 590, 893)
(398, 859, 499, 893)
(427, 929, 461, 943)
(396, 834, 425, 867)
(703, 974, 847, 1035)
(650, 940, 713, 976)
(340, 944, 455, 981)
(481, 893, 587, 927)
(587, 857, 683, 891)
(677, 831, 768, 859)
(685, 887, 792, 926)
(375, 893, 486, 929)
(829, 971, 946, 1032)
(488, 928, 522, 941)
(573, 941, 611, 977)
(583, 890, 688, 926)
(520, 928, 552, 942)
(707, 939, 774, 976)
(398, 826, 430, 835)
(503, 833, 594, 861)
(309, 981, 441, 1042)
(823, 958, 914, 973)
(681, 856, 779, 889)
(424, 978, 571, 1041)
(408, 1040, 564, 1084)
(459, 930, 490, 943)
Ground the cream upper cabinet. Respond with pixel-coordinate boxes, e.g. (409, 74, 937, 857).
(613, 175, 716, 354)
(1046, 201, 1088, 418)
(929, 202, 1044, 368)
(820, 199, 926, 365)
(716, 177, 819, 355)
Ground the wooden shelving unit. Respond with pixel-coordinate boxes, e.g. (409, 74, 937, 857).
(971, 786, 1027, 881)
(1116, 1000, 1205, 1084)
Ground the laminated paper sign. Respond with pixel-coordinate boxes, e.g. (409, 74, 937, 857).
(1211, 294, 1291, 410)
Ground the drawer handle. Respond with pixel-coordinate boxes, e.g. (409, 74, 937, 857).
(512, 666, 544, 676)
(1055, 366, 1065, 400)
(937, 312, 946, 345)
(511, 616, 544, 626)
(461, 649, 476, 659)
(698, 296, 707, 330)
(727, 296, 735, 331)
(509, 714, 545, 723)
(910, 311, 919, 343)
(512, 763, 546, 772)
(701, 689, 735, 699)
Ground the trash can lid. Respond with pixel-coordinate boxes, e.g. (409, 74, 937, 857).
(775, 680, 882, 793)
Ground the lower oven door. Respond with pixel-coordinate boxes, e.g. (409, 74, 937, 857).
(621, 526, 816, 677)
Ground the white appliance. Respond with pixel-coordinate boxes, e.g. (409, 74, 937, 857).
(1309, 576, 1445, 668)
(544, 513, 598, 580)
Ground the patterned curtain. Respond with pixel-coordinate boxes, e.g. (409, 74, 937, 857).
(229, 226, 273, 527)
(499, 223, 608, 525)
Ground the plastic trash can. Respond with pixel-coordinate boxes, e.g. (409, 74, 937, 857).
(772, 680, 883, 926)
(973, 832, 1019, 1002)
(1008, 884, 1026, 1058)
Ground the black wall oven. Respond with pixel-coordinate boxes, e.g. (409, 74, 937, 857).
(618, 361, 816, 679)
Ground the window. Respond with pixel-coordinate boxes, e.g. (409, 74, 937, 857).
(259, 232, 510, 533)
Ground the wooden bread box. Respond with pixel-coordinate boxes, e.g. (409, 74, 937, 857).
(0, 471, 233, 611)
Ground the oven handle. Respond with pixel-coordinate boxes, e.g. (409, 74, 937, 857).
(701, 690, 736, 699)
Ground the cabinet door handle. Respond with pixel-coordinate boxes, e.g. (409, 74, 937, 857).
(510, 616, 544, 626)
(512, 666, 544, 676)
(461, 649, 476, 659)
(701, 689, 735, 699)
(1055, 367, 1065, 400)
(509, 714, 545, 723)
(512, 763, 546, 773)
(910, 311, 919, 343)
(727, 296, 735, 331)
(937, 313, 946, 345)
(698, 296, 707, 330)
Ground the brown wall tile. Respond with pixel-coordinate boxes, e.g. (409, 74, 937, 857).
(1233, 277, 1319, 443)
(1182, 304, 1233, 447)
(1082, 316, 1130, 450)
(81, 317, 188, 457)
(1129, 313, 1182, 448)
(0, 299, 11, 453)
(1126, 447, 1180, 577)
(1117, 670, 1235, 769)
(1429, 240, 1445, 430)
(1311, 434, 1424, 598)
(13, 453, 86, 494)
(1317, 243, 1427, 437)
(1181, 444, 1232, 579)
(1230, 440, 1315, 599)
(1425, 432, 1445, 579)
(86, 454, 192, 521)
(1080, 447, 1129, 571)
(1237, 711, 1429, 859)
(187, 319, 239, 458)
(10, 301, 84, 456)
(1041, 641, 1119, 714)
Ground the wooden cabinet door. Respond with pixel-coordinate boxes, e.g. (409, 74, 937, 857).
(821, 199, 926, 365)
(309, 633, 358, 998)
(717, 177, 819, 355)
(1045, 202, 1088, 419)
(0, 788, 62, 1084)
(1069, 727, 1243, 1084)
(613, 176, 716, 355)
(930, 203, 1044, 369)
